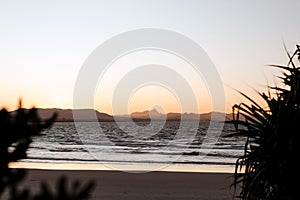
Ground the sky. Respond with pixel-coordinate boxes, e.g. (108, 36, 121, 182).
(0, 0, 300, 114)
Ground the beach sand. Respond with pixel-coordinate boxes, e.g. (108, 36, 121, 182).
(10, 169, 236, 200)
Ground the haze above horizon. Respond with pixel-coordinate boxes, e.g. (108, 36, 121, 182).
(1, 1, 300, 115)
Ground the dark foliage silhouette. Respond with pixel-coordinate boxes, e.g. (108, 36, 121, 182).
(0, 102, 94, 199)
(31, 176, 94, 200)
(230, 45, 300, 199)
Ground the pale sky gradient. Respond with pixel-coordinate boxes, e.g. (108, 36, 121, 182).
(0, 0, 300, 114)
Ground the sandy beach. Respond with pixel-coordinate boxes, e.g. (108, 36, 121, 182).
(10, 169, 236, 200)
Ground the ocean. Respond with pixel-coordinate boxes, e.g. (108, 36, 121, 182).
(22, 121, 246, 172)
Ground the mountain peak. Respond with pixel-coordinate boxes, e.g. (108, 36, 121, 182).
(130, 108, 165, 120)
(149, 108, 162, 114)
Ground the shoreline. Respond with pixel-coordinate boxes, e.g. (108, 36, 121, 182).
(10, 162, 235, 173)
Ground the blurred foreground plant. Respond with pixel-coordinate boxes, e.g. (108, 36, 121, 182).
(0, 102, 94, 200)
(230, 45, 300, 199)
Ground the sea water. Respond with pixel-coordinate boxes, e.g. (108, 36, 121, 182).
(21, 121, 246, 172)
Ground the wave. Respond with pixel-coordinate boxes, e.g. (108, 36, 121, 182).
(24, 121, 245, 168)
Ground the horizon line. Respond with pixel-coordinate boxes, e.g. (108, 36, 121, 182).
(7, 107, 232, 115)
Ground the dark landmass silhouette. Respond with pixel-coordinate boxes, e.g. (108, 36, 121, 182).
(13, 108, 236, 122)
(36, 108, 114, 122)
(130, 109, 233, 121)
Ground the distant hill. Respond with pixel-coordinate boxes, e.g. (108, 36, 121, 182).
(36, 108, 114, 122)
(128, 109, 234, 121)
(131, 109, 166, 120)
(14, 108, 237, 122)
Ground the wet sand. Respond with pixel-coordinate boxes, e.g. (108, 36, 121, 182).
(13, 169, 236, 200)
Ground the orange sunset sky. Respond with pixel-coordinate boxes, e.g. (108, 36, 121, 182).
(1, 1, 300, 115)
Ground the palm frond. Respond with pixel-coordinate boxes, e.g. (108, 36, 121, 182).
(230, 45, 300, 199)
